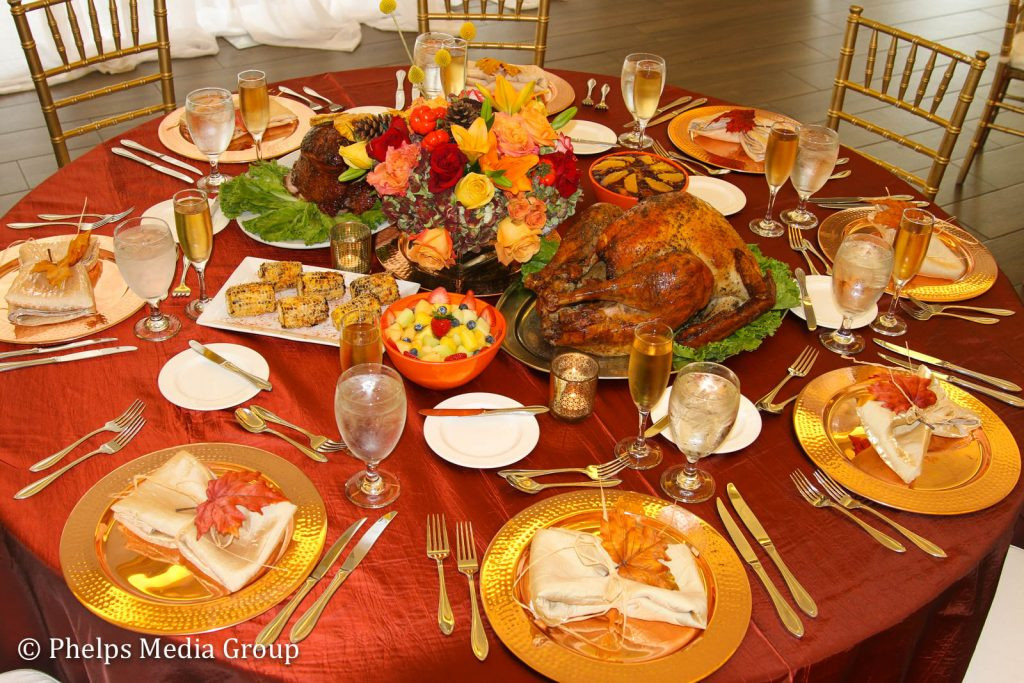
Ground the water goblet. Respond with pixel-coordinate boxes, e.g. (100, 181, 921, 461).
(781, 124, 840, 230)
(113, 217, 181, 342)
(820, 232, 894, 355)
(414, 32, 456, 99)
(172, 188, 213, 320)
(870, 208, 935, 337)
(617, 53, 666, 150)
(238, 70, 270, 161)
(184, 87, 235, 193)
(749, 121, 798, 238)
(615, 321, 674, 470)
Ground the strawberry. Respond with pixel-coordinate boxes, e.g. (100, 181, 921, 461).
(403, 350, 419, 359)
(479, 307, 496, 327)
(382, 309, 396, 326)
(427, 286, 450, 305)
(461, 290, 478, 311)
(444, 352, 468, 362)
(431, 314, 453, 338)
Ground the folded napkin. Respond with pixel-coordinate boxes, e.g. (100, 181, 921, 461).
(528, 527, 708, 629)
(688, 110, 771, 162)
(466, 60, 553, 103)
(4, 236, 99, 326)
(877, 226, 966, 281)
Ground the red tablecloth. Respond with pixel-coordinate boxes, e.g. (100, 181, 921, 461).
(0, 68, 1022, 683)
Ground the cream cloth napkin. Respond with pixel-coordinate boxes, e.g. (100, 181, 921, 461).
(528, 527, 708, 629)
(877, 226, 966, 281)
(4, 237, 99, 326)
(687, 113, 770, 162)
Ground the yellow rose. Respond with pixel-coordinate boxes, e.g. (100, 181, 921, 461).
(338, 141, 372, 169)
(454, 172, 495, 210)
(408, 228, 454, 272)
(517, 103, 556, 147)
(494, 217, 542, 266)
(450, 117, 490, 163)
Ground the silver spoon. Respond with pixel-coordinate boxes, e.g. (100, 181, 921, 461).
(276, 86, 324, 112)
(504, 473, 623, 494)
(836, 157, 849, 165)
(302, 86, 344, 112)
(581, 78, 597, 106)
(234, 407, 328, 463)
(828, 169, 851, 180)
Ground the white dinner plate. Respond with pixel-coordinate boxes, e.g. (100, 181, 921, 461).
(560, 120, 616, 155)
(650, 392, 761, 454)
(423, 393, 541, 468)
(141, 198, 229, 243)
(157, 342, 269, 411)
(789, 274, 877, 329)
(346, 106, 390, 115)
(685, 176, 747, 216)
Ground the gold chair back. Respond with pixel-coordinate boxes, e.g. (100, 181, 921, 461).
(416, 0, 551, 67)
(827, 5, 989, 200)
(8, 0, 176, 167)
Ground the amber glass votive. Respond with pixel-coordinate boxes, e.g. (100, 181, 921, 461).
(549, 351, 599, 422)
(331, 220, 372, 273)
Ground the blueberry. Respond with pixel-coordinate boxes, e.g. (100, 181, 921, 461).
(466, 320, 476, 330)
(409, 347, 418, 356)
(485, 335, 494, 343)
(401, 336, 412, 343)
(414, 323, 423, 331)
(451, 318, 461, 327)
(437, 305, 448, 315)
(458, 303, 469, 310)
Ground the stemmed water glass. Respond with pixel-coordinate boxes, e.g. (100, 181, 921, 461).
(184, 87, 235, 193)
(113, 217, 181, 342)
(871, 208, 935, 337)
(335, 363, 406, 508)
(820, 232, 894, 355)
(660, 362, 740, 504)
(781, 124, 840, 230)
(749, 121, 798, 238)
(414, 32, 455, 99)
(618, 53, 666, 150)
(615, 321, 674, 470)
(238, 70, 270, 161)
(172, 188, 214, 320)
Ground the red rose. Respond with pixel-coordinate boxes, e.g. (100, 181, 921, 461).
(542, 152, 580, 199)
(367, 118, 411, 162)
(429, 142, 468, 192)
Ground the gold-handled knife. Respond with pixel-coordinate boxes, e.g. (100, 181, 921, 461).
(716, 498, 804, 638)
(620, 95, 692, 127)
(644, 414, 671, 438)
(189, 340, 272, 391)
(647, 97, 708, 127)
(794, 268, 817, 332)
(727, 483, 817, 617)
(877, 353, 1024, 408)
(873, 339, 1022, 392)
(255, 517, 366, 645)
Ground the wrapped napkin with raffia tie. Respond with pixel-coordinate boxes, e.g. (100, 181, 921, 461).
(4, 235, 99, 326)
(687, 108, 771, 162)
(855, 200, 967, 281)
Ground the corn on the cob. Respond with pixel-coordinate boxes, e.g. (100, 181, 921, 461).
(258, 261, 302, 291)
(297, 271, 346, 301)
(330, 293, 381, 330)
(225, 282, 276, 317)
(349, 273, 399, 306)
(277, 295, 329, 328)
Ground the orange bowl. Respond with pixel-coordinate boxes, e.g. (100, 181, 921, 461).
(588, 150, 690, 209)
(381, 291, 507, 390)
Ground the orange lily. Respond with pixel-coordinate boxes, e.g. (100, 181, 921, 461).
(479, 132, 538, 193)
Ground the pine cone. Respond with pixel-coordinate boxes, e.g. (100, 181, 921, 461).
(351, 113, 393, 141)
(443, 97, 483, 130)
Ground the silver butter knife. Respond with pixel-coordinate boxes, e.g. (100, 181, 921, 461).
(0, 345, 137, 372)
(621, 95, 692, 127)
(189, 340, 271, 391)
(395, 69, 407, 110)
(290, 511, 398, 643)
(878, 353, 1024, 407)
(112, 147, 195, 184)
(119, 140, 202, 175)
(810, 194, 916, 204)
(873, 339, 1022, 392)
(648, 97, 708, 127)
(795, 268, 817, 331)
(0, 337, 117, 361)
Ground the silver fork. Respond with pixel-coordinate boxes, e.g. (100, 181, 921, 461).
(302, 86, 344, 112)
(29, 399, 145, 472)
(276, 86, 324, 112)
(788, 225, 820, 276)
(754, 346, 818, 412)
(789, 471, 905, 552)
(905, 296, 1013, 317)
(650, 139, 730, 176)
(8, 206, 134, 230)
(15, 416, 146, 499)
(789, 225, 833, 275)
(172, 255, 192, 298)
(426, 514, 455, 636)
(250, 405, 346, 453)
(581, 78, 597, 106)
(900, 302, 1000, 325)
(455, 521, 488, 661)
(813, 471, 946, 557)
(497, 456, 629, 481)
(594, 83, 611, 111)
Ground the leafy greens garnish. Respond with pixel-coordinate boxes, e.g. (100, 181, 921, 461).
(519, 235, 560, 279)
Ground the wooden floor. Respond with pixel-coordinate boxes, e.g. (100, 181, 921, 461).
(1, 0, 1021, 297)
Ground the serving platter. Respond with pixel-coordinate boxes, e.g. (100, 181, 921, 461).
(667, 105, 796, 174)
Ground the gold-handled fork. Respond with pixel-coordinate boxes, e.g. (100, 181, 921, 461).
(790, 471, 905, 552)
(427, 514, 455, 636)
(787, 225, 820, 276)
(455, 521, 488, 661)
(651, 139, 731, 176)
(497, 456, 629, 482)
(172, 255, 192, 298)
(905, 296, 1014, 317)
(754, 346, 818, 412)
(29, 399, 145, 472)
(899, 302, 1000, 325)
(250, 405, 346, 453)
(594, 83, 611, 111)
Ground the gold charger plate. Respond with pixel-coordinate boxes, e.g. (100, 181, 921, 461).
(817, 207, 997, 302)
(465, 62, 574, 116)
(480, 490, 751, 683)
(667, 105, 796, 173)
(793, 366, 1020, 515)
(0, 235, 145, 345)
(59, 443, 327, 635)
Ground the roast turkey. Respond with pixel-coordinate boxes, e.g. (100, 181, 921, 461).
(285, 124, 378, 217)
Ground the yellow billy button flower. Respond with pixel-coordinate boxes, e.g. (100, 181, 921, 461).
(379, 0, 397, 14)
(338, 141, 372, 169)
(459, 22, 476, 41)
(450, 117, 490, 163)
(454, 172, 495, 210)
(408, 65, 426, 85)
(434, 48, 452, 69)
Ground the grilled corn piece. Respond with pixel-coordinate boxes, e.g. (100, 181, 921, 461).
(349, 273, 399, 306)
(258, 261, 302, 291)
(330, 294, 381, 330)
(297, 271, 346, 301)
(225, 282, 276, 317)
(277, 295, 329, 328)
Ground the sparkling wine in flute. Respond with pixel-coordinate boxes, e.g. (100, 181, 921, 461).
(628, 333, 673, 411)
(441, 38, 468, 98)
(239, 82, 270, 138)
(764, 127, 798, 188)
(892, 219, 933, 283)
(174, 197, 213, 264)
(340, 322, 383, 372)
(631, 63, 664, 120)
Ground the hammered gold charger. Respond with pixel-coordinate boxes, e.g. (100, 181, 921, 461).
(480, 490, 751, 683)
(793, 367, 1020, 515)
(667, 105, 796, 173)
(817, 208, 997, 302)
(60, 443, 327, 635)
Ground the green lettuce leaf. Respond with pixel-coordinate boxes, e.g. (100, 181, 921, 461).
(520, 235, 560, 280)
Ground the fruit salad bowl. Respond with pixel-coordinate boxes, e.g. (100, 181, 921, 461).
(381, 288, 507, 390)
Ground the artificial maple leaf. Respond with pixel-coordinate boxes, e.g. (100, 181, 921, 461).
(194, 469, 286, 540)
(599, 499, 677, 590)
(870, 198, 918, 229)
(868, 372, 937, 413)
(31, 231, 91, 286)
(712, 108, 756, 134)
(849, 434, 872, 454)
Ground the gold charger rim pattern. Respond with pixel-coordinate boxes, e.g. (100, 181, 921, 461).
(480, 490, 751, 683)
(793, 366, 1020, 515)
(667, 105, 797, 174)
(816, 207, 997, 302)
(542, 71, 575, 116)
(59, 442, 327, 635)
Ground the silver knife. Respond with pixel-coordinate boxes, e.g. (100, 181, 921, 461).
(290, 511, 398, 643)
(0, 345, 137, 372)
(255, 517, 367, 645)
(111, 147, 195, 184)
(647, 97, 708, 127)
(809, 194, 916, 204)
(0, 337, 117, 361)
(119, 139, 202, 175)
(395, 69, 407, 110)
(794, 268, 817, 332)
(872, 339, 1021, 392)
(189, 340, 272, 391)
(716, 498, 804, 638)
(621, 95, 692, 127)
(877, 353, 1024, 408)
(727, 483, 817, 617)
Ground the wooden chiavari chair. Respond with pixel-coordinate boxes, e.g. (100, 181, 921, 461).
(417, 0, 551, 67)
(8, 0, 176, 167)
(827, 5, 989, 201)
(957, 0, 1024, 183)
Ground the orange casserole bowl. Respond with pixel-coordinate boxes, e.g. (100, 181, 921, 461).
(587, 150, 690, 209)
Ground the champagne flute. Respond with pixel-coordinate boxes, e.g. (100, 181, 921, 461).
(113, 217, 181, 342)
(238, 70, 270, 161)
(335, 363, 406, 508)
(339, 308, 383, 372)
(440, 37, 468, 98)
(414, 32, 455, 99)
(615, 321, 674, 470)
(617, 53, 666, 150)
(871, 208, 935, 337)
(749, 121, 798, 238)
(172, 188, 214, 320)
(820, 232, 894, 355)
(780, 124, 840, 230)
(661, 363, 740, 504)
(184, 87, 235, 193)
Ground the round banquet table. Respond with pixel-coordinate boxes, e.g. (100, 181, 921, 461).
(0, 67, 1022, 683)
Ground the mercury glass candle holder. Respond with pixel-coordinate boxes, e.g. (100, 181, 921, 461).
(549, 351, 599, 422)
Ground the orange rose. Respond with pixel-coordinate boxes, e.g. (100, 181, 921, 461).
(495, 216, 542, 266)
(517, 102, 556, 148)
(408, 228, 455, 271)
(491, 112, 538, 157)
